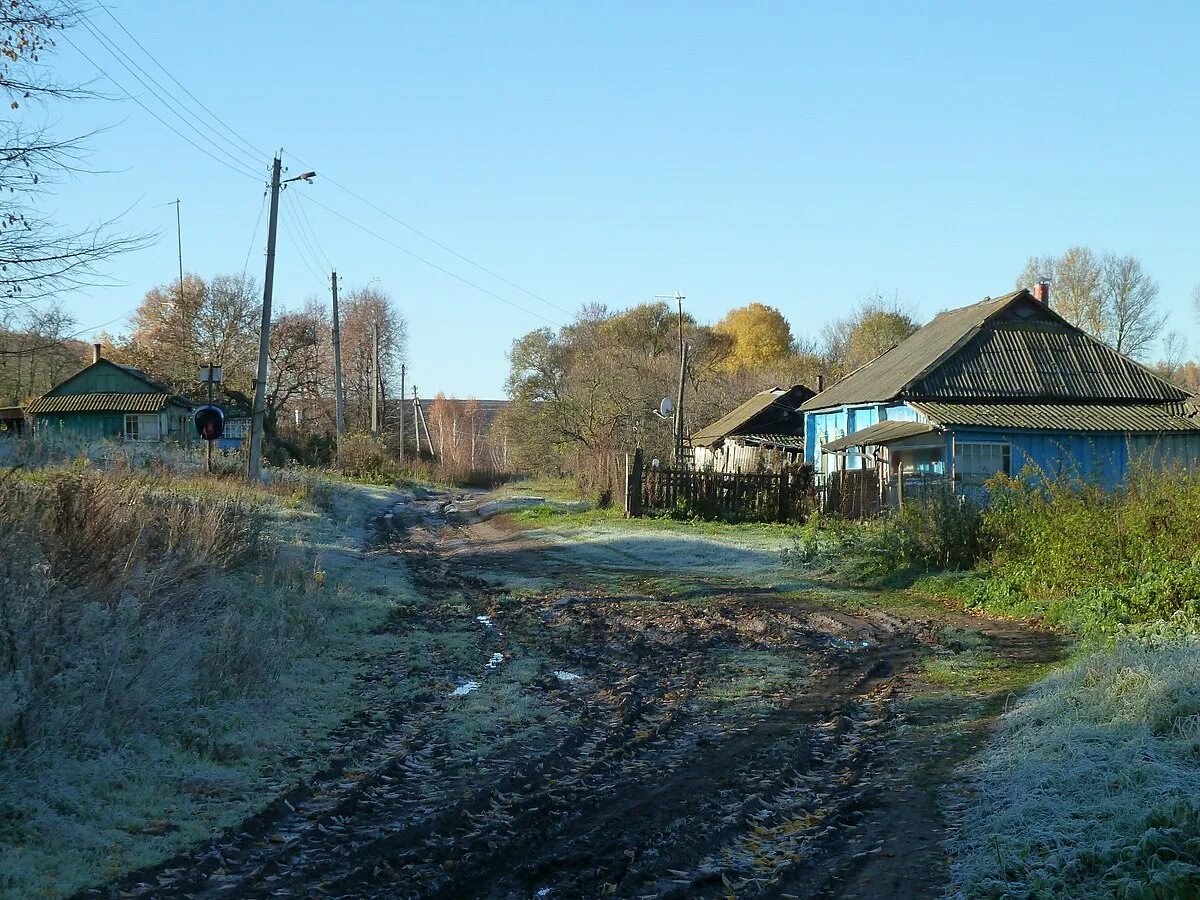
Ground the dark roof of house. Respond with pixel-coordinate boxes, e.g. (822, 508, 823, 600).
(692, 384, 814, 448)
(801, 290, 1189, 412)
(26, 392, 185, 415)
(822, 421, 936, 452)
(913, 401, 1200, 433)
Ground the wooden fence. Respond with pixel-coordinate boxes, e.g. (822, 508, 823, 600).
(625, 453, 816, 523)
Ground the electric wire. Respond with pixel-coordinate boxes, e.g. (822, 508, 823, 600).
(72, 7, 569, 323)
(279, 199, 330, 290)
(287, 156, 573, 317)
(96, 3, 268, 161)
(241, 189, 268, 278)
(58, 31, 261, 182)
(296, 192, 561, 327)
(73, 15, 262, 176)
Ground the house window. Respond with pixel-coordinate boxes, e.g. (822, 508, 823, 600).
(955, 441, 1011, 484)
(124, 414, 161, 442)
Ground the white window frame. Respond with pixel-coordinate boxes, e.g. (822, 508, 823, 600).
(124, 413, 139, 441)
(954, 441, 1011, 481)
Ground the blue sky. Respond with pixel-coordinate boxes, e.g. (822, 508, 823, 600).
(35, 1, 1200, 397)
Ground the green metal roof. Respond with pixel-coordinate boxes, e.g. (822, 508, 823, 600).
(822, 420, 936, 452)
(26, 392, 184, 415)
(913, 401, 1200, 433)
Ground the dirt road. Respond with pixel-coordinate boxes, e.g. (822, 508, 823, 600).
(95, 490, 1063, 899)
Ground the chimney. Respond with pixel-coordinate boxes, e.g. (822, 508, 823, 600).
(817, 373, 826, 392)
(1031, 281, 1051, 306)
(93, 342, 102, 364)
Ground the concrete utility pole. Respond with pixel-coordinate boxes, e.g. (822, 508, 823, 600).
(398, 363, 406, 461)
(673, 292, 687, 466)
(330, 270, 345, 444)
(371, 321, 380, 436)
(174, 198, 184, 295)
(248, 154, 316, 481)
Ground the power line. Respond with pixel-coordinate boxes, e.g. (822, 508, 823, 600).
(288, 156, 573, 317)
(291, 190, 334, 272)
(279, 198, 329, 290)
(73, 6, 568, 322)
(96, 3, 268, 162)
(73, 16, 262, 175)
(59, 30, 261, 182)
(297, 192, 561, 327)
(0, 308, 136, 355)
(242, 189, 268, 277)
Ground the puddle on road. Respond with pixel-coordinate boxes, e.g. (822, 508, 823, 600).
(476, 615, 493, 627)
(450, 681, 481, 697)
(553, 670, 581, 682)
(486, 652, 505, 668)
(827, 636, 873, 651)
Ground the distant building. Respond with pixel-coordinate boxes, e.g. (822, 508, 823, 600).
(691, 384, 815, 473)
(803, 286, 1200, 504)
(26, 344, 194, 444)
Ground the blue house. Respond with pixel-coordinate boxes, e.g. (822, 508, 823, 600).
(803, 287, 1200, 502)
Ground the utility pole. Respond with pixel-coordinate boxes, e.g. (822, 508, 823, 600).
(370, 321, 380, 436)
(674, 292, 686, 466)
(248, 154, 316, 481)
(398, 363, 406, 461)
(174, 198, 184, 296)
(412, 385, 423, 455)
(330, 270, 345, 447)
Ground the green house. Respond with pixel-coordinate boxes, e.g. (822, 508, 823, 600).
(26, 345, 194, 444)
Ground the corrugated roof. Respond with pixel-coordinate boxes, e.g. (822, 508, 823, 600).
(913, 401, 1200, 433)
(692, 385, 812, 447)
(822, 420, 936, 452)
(26, 392, 180, 414)
(913, 320, 1186, 402)
(740, 433, 805, 448)
(801, 289, 1189, 411)
(801, 291, 1024, 411)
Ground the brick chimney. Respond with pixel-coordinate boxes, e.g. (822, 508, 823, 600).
(1031, 281, 1051, 306)
(817, 373, 826, 392)
(93, 342, 102, 363)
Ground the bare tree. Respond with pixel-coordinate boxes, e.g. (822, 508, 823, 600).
(1019, 246, 1104, 332)
(0, 2, 148, 307)
(1101, 253, 1163, 358)
(1019, 247, 1163, 359)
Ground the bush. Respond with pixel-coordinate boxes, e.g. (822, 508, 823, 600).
(0, 470, 270, 756)
(974, 466, 1200, 634)
(827, 490, 990, 580)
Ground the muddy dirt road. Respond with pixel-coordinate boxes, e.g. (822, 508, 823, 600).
(97, 490, 1063, 899)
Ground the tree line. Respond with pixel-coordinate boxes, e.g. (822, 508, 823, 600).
(504, 247, 1200, 492)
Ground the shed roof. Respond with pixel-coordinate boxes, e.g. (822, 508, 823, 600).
(26, 392, 184, 415)
(692, 384, 813, 448)
(801, 289, 1188, 411)
(913, 401, 1200, 433)
(822, 420, 936, 452)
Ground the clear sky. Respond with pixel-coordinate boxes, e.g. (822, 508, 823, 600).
(34, 1, 1200, 397)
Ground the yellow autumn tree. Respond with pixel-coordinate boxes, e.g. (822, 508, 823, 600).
(713, 302, 794, 371)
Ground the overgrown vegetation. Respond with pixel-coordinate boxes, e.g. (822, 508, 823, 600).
(0, 466, 407, 896)
(950, 634, 1200, 898)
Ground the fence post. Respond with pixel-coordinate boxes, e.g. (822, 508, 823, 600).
(625, 448, 643, 518)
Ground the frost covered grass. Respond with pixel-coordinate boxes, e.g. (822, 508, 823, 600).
(0, 468, 416, 898)
(949, 635, 1200, 898)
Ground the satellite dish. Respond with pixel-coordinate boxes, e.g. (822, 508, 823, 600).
(659, 397, 673, 417)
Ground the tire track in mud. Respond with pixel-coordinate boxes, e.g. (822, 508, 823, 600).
(89, 488, 1061, 900)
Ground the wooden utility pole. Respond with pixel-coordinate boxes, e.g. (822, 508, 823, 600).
(411, 386, 423, 455)
(398, 363, 406, 460)
(248, 156, 282, 481)
(370, 321, 380, 436)
(330, 270, 345, 444)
